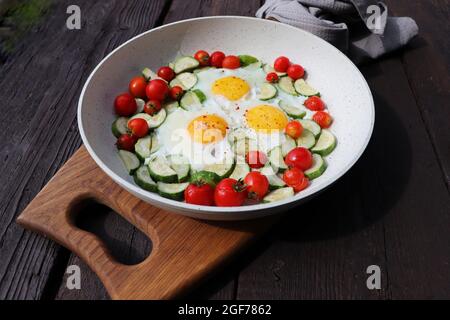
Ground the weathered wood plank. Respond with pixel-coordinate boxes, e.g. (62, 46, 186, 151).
(0, 0, 169, 300)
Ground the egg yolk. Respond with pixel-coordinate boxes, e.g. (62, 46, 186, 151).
(212, 76, 250, 101)
(246, 105, 288, 132)
(187, 114, 228, 144)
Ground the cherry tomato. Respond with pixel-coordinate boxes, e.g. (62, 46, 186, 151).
(287, 64, 305, 80)
(157, 66, 175, 82)
(129, 76, 147, 98)
(114, 93, 137, 116)
(214, 178, 248, 207)
(146, 79, 169, 101)
(245, 151, 268, 169)
(244, 172, 269, 201)
(116, 133, 137, 151)
(169, 85, 184, 101)
(274, 56, 290, 72)
(285, 147, 313, 171)
(144, 100, 161, 116)
(283, 167, 309, 192)
(210, 51, 226, 68)
(304, 96, 325, 111)
(266, 72, 279, 83)
(184, 183, 215, 206)
(285, 120, 304, 139)
(222, 55, 241, 69)
(128, 118, 149, 138)
(313, 111, 333, 128)
(194, 50, 210, 67)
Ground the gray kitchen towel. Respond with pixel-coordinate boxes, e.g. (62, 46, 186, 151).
(256, 0, 418, 64)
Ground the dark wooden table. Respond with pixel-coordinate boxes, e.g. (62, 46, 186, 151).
(0, 0, 449, 300)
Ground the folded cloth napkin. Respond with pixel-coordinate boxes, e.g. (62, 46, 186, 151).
(256, 0, 418, 64)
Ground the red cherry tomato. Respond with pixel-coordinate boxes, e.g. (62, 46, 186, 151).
(287, 64, 305, 80)
(285, 120, 304, 139)
(114, 93, 137, 116)
(245, 151, 268, 169)
(157, 66, 175, 82)
(214, 178, 248, 207)
(313, 111, 333, 128)
(194, 50, 210, 66)
(129, 76, 147, 98)
(146, 79, 169, 101)
(274, 56, 290, 72)
(184, 183, 215, 206)
(127, 118, 149, 138)
(244, 172, 269, 201)
(210, 51, 226, 68)
(144, 100, 162, 116)
(283, 167, 309, 192)
(169, 85, 184, 101)
(304, 96, 325, 111)
(285, 147, 313, 171)
(116, 134, 137, 151)
(222, 55, 241, 69)
(266, 72, 279, 83)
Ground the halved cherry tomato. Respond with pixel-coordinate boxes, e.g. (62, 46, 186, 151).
(312, 111, 333, 128)
(285, 147, 313, 171)
(185, 183, 215, 206)
(144, 100, 161, 116)
(274, 56, 290, 72)
(222, 55, 241, 69)
(169, 85, 184, 100)
(245, 150, 268, 169)
(114, 93, 137, 116)
(266, 72, 279, 83)
(214, 178, 248, 207)
(116, 133, 137, 151)
(129, 76, 147, 98)
(210, 51, 226, 68)
(287, 64, 305, 80)
(285, 120, 303, 139)
(146, 79, 169, 101)
(128, 118, 149, 138)
(157, 66, 175, 82)
(194, 50, 210, 66)
(244, 171, 269, 201)
(304, 96, 325, 111)
(283, 167, 309, 192)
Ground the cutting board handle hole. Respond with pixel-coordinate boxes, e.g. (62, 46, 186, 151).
(70, 198, 152, 265)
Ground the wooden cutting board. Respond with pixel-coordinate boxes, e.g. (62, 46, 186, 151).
(16, 146, 278, 300)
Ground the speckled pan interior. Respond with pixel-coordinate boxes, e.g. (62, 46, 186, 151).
(78, 16, 375, 221)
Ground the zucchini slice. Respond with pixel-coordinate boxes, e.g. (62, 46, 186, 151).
(111, 117, 129, 138)
(296, 129, 316, 149)
(203, 161, 236, 179)
(133, 165, 157, 192)
(135, 98, 145, 113)
(232, 138, 257, 156)
(191, 89, 206, 103)
(163, 100, 180, 114)
(299, 119, 321, 138)
(129, 109, 167, 129)
(268, 146, 288, 172)
(174, 56, 200, 74)
(148, 156, 178, 183)
(281, 136, 297, 157)
(304, 154, 327, 180)
(167, 154, 190, 182)
(180, 91, 203, 110)
(263, 64, 287, 77)
(294, 79, 320, 97)
(263, 187, 294, 203)
(174, 72, 198, 90)
(278, 77, 297, 96)
(238, 55, 259, 67)
(118, 150, 140, 175)
(190, 170, 221, 187)
(257, 83, 277, 100)
(311, 129, 337, 156)
(260, 166, 286, 190)
(150, 133, 160, 154)
(142, 67, 156, 81)
(229, 162, 250, 180)
(157, 182, 189, 200)
(134, 135, 152, 161)
(279, 100, 306, 119)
